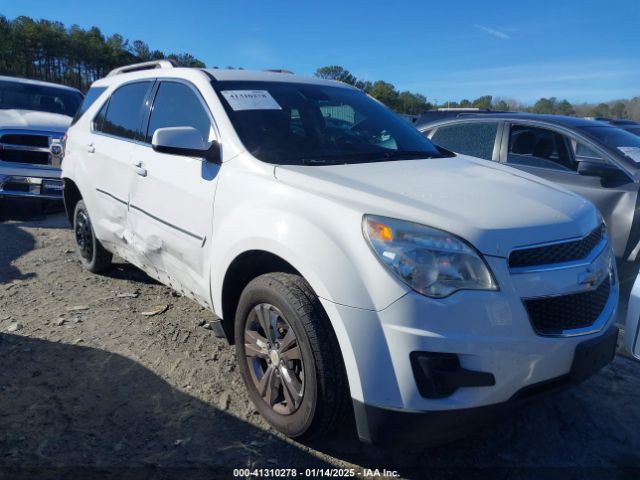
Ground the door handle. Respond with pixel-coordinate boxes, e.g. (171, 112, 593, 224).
(86, 143, 95, 153)
(131, 160, 147, 177)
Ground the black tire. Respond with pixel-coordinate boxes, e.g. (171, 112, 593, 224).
(73, 199, 112, 273)
(235, 272, 350, 439)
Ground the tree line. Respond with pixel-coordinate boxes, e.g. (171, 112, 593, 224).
(0, 15, 204, 91)
(314, 65, 432, 115)
(0, 16, 637, 120)
(315, 65, 640, 121)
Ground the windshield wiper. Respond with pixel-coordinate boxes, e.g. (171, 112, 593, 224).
(299, 157, 347, 165)
(296, 150, 444, 165)
(379, 150, 443, 159)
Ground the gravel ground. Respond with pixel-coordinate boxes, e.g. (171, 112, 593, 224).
(1, 201, 639, 480)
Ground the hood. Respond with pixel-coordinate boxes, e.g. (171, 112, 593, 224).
(274, 155, 599, 257)
(0, 109, 72, 133)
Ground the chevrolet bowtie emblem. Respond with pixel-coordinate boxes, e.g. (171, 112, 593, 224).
(578, 251, 610, 287)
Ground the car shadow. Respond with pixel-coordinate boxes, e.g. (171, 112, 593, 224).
(0, 333, 332, 479)
(0, 211, 71, 285)
(304, 355, 640, 479)
(0, 222, 36, 284)
(100, 261, 160, 285)
(0, 198, 64, 222)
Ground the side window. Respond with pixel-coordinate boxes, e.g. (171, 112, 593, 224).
(146, 82, 212, 143)
(507, 125, 576, 171)
(99, 82, 151, 140)
(93, 100, 109, 132)
(430, 123, 498, 160)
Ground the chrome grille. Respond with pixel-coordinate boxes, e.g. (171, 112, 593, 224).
(509, 224, 605, 269)
(0, 131, 61, 166)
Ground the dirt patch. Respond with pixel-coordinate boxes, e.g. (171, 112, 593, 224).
(1, 208, 639, 479)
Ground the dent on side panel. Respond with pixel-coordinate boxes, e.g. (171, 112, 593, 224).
(130, 226, 210, 305)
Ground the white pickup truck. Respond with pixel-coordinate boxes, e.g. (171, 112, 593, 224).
(0, 76, 83, 200)
(61, 61, 619, 445)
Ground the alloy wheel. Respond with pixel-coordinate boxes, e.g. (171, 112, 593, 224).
(243, 303, 305, 415)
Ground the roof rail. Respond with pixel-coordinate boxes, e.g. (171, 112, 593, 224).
(107, 59, 176, 77)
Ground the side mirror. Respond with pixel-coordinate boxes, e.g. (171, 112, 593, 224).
(577, 160, 622, 180)
(152, 126, 220, 163)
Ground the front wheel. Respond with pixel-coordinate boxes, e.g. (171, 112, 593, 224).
(73, 200, 112, 273)
(235, 273, 350, 439)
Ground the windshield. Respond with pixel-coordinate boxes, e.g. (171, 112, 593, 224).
(213, 80, 448, 164)
(0, 80, 83, 117)
(579, 125, 640, 164)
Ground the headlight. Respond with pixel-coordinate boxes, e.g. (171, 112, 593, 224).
(363, 215, 497, 298)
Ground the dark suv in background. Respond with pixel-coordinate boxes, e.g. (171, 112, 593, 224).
(417, 112, 640, 294)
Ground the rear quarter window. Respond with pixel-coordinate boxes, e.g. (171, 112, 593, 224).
(430, 123, 498, 160)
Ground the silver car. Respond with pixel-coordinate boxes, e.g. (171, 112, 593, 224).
(418, 112, 640, 292)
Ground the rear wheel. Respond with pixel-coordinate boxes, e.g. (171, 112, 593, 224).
(235, 272, 349, 439)
(73, 200, 112, 273)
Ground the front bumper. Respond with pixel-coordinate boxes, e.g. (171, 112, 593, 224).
(0, 171, 63, 200)
(327, 242, 618, 444)
(354, 325, 619, 446)
(335, 280, 617, 411)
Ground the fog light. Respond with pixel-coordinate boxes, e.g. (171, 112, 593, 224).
(410, 352, 495, 399)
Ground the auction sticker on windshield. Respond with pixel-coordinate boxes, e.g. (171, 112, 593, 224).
(221, 90, 281, 111)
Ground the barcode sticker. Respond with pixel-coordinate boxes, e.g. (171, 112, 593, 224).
(220, 90, 281, 111)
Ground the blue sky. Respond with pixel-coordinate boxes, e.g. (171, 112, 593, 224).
(3, 0, 639, 103)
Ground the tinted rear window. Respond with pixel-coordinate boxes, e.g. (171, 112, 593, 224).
(430, 123, 498, 160)
(100, 82, 152, 140)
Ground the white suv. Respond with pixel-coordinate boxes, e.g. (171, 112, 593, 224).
(62, 60, 619, 445)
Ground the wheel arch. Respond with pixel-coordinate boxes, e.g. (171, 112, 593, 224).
(62, 177, 83, 225)
(220, 250, 301, 344)
(218, 247, 365, 402)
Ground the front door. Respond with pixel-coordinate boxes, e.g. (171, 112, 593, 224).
(128, 80, 220, 306)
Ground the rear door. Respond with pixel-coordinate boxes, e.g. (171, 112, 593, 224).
(87, 81, 154, 251)
(425, 120, 502, 161)
(499, 122, 638, 263)
(128, 79, 220, 306)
